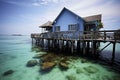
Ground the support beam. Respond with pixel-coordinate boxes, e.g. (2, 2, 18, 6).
(66, 40, 69, 53)
(87, 41, 90, 55)
(111, 42, 116, 65)
(77, 40, 80, 53)
(47, 39, 50, 50)
(93, 41, 96, 56)
(97, 42, 111, 54)
(83, 41, 86, 56)
(71, 41, 74, 54)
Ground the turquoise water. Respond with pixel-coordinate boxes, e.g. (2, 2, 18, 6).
(0, 36, 120, 80)
(100, 42, 120, 61)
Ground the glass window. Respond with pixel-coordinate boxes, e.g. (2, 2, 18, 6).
(55, 26, 60, 32)
(68, 24, 79, 31)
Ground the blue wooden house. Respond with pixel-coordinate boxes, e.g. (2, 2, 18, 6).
(32, 7, 119, 57)
(40, 7, 102, 33)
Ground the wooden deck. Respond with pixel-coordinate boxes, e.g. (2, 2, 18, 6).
(31, 30, 120, 65)
(31, 30, 120, 43)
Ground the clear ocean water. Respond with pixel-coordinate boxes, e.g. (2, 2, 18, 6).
(0, 35, 120, 80)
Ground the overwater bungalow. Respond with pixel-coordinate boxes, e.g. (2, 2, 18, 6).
(31, 7, 120, 64)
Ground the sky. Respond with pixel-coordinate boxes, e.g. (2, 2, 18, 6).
(0, 0, 120, 35)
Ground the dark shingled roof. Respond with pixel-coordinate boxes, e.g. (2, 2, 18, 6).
(39, 21, 53, 28)
(83, 14, 101, 22)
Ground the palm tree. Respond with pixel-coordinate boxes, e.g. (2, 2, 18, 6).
(97, 21, 103, 30)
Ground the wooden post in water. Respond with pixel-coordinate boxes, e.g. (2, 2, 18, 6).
(51, 39, 54, 51)
(47, 39, 50, 50)
(32, 38, 33, 44)
(91, 41, 94, 57)
(57, 40, 60, 51)
(61, 40, 64, 52)
(54, 39, 57, 52)
(111, 42, 116, 65)
(87, 41, 90, 55)
(66, 40, 69, 53)
(83, 41, 86, 56)
(42, 39, 44, 48)
(93, 41, 97, 58)
(71, 41, 74, 54)
(77, 40, 80, 54)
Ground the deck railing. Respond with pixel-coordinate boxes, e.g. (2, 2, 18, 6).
(31, 30, 120, 41)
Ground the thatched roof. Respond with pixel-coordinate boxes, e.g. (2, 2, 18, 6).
(83, 14, 101, 22)
(39, 21, 53, 28)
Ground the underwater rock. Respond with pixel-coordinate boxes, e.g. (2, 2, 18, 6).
(83, 66, 98, 73)
(41, 53, 58, 62)
(59, 59, 69, 70)
(59, 62, 69, 69)
(26, 60, 38, 67)
(41, 62, 56, 70)
(33, 54, 43, 59)
(3, 70, 14, 76)
(66, 75, 76, 80)
(76, 68, 83, 74)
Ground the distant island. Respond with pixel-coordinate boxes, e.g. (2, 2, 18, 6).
(11, 34, 22, 36)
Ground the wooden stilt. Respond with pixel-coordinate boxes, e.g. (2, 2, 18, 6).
(62, 40, 64, 52)
(57, 40, 60, 51)
(53, 39, 57, 51)
(42, 39, 44, 48)
(66, 40, 69, 53)
(83, 41, 86, 56)
(93, 41, 96, 57)
(32, 38, 33, 44)
(71, 41, 74, 54)
(111, 42, 116, 65)
(87, 41, 90, 55)
(77, 40, 80, 54)
(47, 39, 50, 50)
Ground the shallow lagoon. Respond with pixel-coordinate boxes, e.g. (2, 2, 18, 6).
(0, 36, 120, 80)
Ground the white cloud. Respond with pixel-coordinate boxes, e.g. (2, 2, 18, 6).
(32, 2, 41, 6)
(31, 0, 59, 6)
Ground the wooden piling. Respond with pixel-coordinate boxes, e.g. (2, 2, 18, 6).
(82, 41, 86, 56)
(87, 41, 90, 55)
(66, 40, 69, 53)
(77, 40, 80, 54)
(47, 39, 50, 50)
(71, 41, 74, 54)
(32, 38, 33, 44)
(111, 42, 116, 65)
(93, 41, 97, 57)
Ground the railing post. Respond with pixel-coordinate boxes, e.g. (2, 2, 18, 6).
(104, 31, 106, 41)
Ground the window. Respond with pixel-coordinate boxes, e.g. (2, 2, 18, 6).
(68, 24, 79, 31)
(55, 26, 60, 32)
